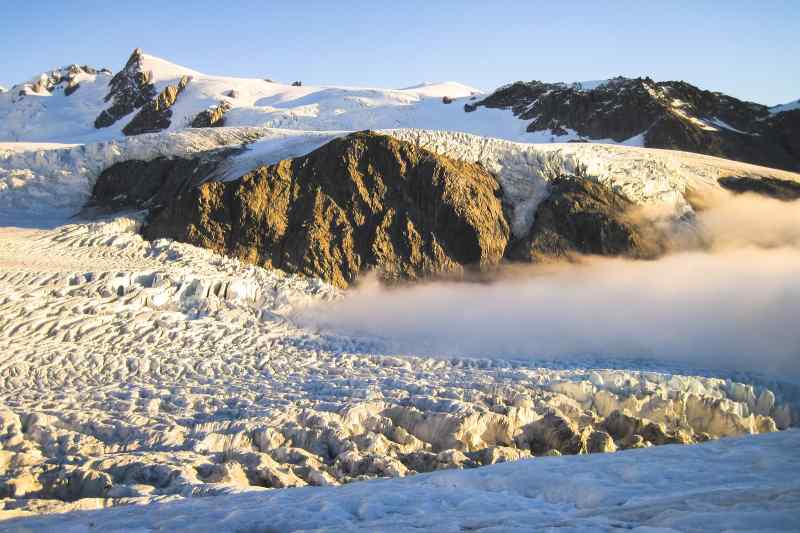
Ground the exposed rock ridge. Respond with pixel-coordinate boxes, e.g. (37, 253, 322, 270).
(91, 134, 668, 286)
(718, 175, 800, 201)
(507, 174, 666, 262)
(191, 101, 232, 128)
(11, 65, 108, 99)
(122, 75, 192, 136)
(94, 48, 157, 129)
(467, 77, 800, 171)
(141, 131, 510, 288)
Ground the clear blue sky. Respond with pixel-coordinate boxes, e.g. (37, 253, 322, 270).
(1, 0, 798, 105)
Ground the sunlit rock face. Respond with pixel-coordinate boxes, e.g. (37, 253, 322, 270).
(191, 101, 231, 128)
(122, 75, 192, 136)
(142, 131, 510, 288)
(97, 132, 670, 287)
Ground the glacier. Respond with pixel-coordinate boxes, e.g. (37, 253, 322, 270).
(1, 51, 800, 531)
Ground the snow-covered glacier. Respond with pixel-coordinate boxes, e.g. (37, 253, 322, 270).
(1, 51, 800, 532)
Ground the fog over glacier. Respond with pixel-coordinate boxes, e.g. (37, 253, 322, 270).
(301, 194, 800, 377)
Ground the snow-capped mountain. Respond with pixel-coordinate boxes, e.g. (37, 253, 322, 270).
(1, 46, 800, 530)
(467, 77, 800, 171)
(0, 49, 503, 144)
(1, 48, 798, 171)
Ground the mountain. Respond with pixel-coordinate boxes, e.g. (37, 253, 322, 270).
(1, 48, 798, 171)
(0, 49, 499, 144)
(136, 131, 510, 288)
(85, 129, 800, 287)
(465, 77, 800, 171)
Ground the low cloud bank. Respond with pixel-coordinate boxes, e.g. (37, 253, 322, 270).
(299, 193, 800, 377)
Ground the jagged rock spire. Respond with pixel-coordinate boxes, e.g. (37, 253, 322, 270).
(94, 48, 156, 129)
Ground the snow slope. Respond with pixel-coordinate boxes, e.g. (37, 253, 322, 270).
(0, 54, 511, 144)
(0, 68, 116, 143)
(7, 429, 800, 532)
(0, 128, 263, 218)
(0, 54, 641, 145)
(397, 81, 480, 97)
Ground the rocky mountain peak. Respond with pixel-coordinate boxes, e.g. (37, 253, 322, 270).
(94, 48, 157, 129)
(8, 64, 109, 99)
(466, 75, 799, 171)
(125, 48, 145, 70)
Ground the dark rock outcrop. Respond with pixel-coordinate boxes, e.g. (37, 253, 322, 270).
(88, 149, 236, 212)
(469, 78, 663, 142)
(122, 75, 191, 136)
(763, 109, 800, 165)
(15, 64, 103, 98)
(506, 175, 665, 262)
(141, 131, 510, 288)
(718, 176, 800, 201)
(89, 135, 669, 286)
(94, 49, 157, 129)
(468, 77, 800, 171)
(191, 101, 231, 128)
(63, 82, 80, 96)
